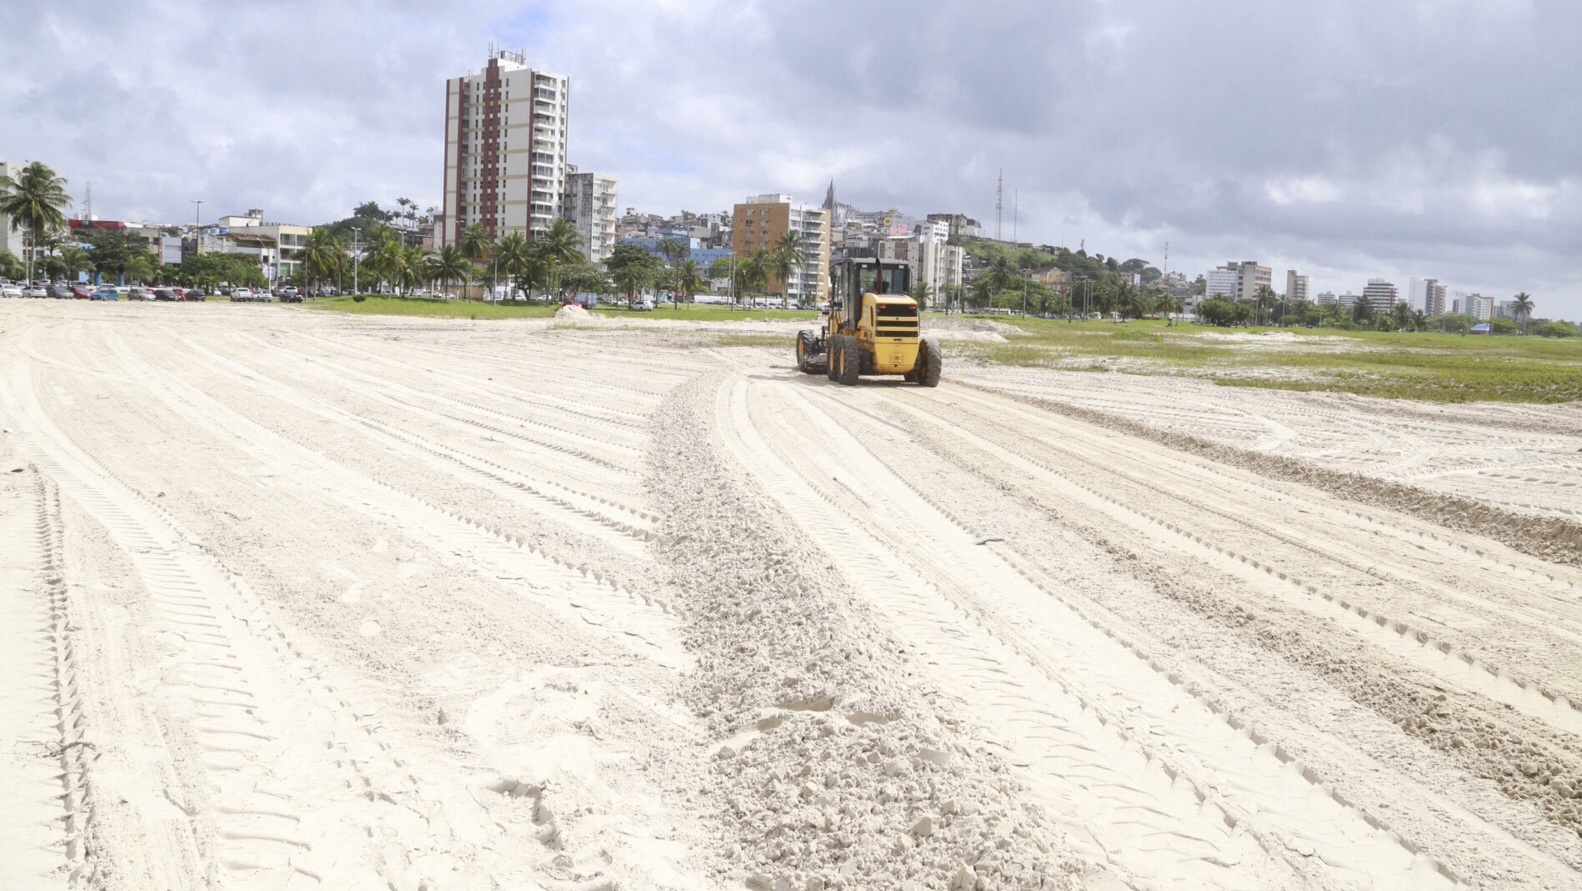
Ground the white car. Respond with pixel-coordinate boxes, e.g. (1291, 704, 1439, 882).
(23, 282, 48, 298)
(0, 281, 22, 298)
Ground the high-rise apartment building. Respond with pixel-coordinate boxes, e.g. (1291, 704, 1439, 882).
(1285, 269, 1309, 303)
(1362, 278, 1399, 312)
(731, 194, 830, 304)
(1205, 260, 1268, 301)
(439, 51, 569, 249)
(562, 168, 618, 263)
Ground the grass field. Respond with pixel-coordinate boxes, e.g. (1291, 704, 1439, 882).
(301, 297, 1580, 403)
(955, 318, 1582, 403)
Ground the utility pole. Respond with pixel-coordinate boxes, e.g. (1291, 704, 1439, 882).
(350, 227, 361, 295)
(995, 169, 1003, 242)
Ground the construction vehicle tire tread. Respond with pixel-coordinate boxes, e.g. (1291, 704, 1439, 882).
(919, 336, 942, 387)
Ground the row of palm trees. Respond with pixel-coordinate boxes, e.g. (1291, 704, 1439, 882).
(302, 218, 590, 299)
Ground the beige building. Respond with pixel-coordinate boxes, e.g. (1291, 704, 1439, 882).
(731, 193, 830, 304)
(215, 210, 311, 282)
(439, 51, 570, 248)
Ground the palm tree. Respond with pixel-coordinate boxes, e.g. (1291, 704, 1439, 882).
(429, 245, 471, 298)
(537, 219, 583, 298)
(492, 232, 541, 301)
(1253, 284, 1277, 326)
(673, 258, 704, 305)
(366, 228, 406, 293)
(739, 247, 771, 304)
(399, 244, 429, 294)
(657, 237, 689, 265)
(1512, 292, 1535, 334)
(0, 161, 71, 283)
(1157, 291, 1183, 325)
(911, 281, 933, 312)
(304, 228, 344, 289)
(57, 245, 90, 281)
(458, 223, 492, 298)
(1391, 300, 1413, 332)
(772, 229, 809, 302)
(121, 252, 154, 285)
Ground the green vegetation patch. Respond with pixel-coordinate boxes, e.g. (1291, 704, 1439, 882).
(945, 317, 1582, 403)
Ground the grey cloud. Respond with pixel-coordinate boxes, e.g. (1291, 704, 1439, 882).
(2, 0, 1579, 314)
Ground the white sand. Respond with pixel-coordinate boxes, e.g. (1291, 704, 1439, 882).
(2, 300, 1580, 890)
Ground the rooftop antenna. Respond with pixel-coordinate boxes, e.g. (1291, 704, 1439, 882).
(83, 181, 91, 221)
(995, 169, 1003, 242)
(1163, 241, 1169, 277)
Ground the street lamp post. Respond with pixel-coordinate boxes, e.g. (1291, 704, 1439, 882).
(350, 227, 361, 295)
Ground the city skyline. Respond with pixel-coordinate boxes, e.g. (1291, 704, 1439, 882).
(3, 1, 1579, 318)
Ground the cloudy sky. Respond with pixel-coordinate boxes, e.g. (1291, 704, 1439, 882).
(4, 1, 1579, 317)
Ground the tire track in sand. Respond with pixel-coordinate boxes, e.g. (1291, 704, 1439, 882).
(727, 375, 1460, 891)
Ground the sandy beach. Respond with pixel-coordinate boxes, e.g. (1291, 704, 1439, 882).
(3, 300, 1580, 891)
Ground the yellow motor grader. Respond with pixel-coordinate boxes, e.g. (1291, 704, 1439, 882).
(795, 257, 941, 386)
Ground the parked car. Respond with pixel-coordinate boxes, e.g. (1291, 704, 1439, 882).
(631, 297, 655, 311)
(47, 283, 73, 299)
(279, 290, 304, 303)
(71, 283, 93, 299)
(24, 282, 48, 298)
(127, 287, 156, 301)
(182, 290, 206, 301)
(152, 288, 179, 301)
(90, 288, 119, 301)
(0, 281, 22, 298)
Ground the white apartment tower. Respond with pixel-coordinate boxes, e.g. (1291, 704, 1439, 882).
(562, 168, 618, 263)
(1285, 269, 1309, 303)
(440, 51, 569, 249)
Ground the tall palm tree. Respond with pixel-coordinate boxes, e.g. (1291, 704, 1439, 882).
(771, 229, 809, 301)
(1512, 292, 1535, 334)
(1253, 284, 1277, 326)
(739, 247, 771, 304)
(399, 244, 429, 294)
(911, 281, 933, 312)
(673, 258, 704, 305)
(537, 219, 583, 297)
(492, 232, 540, 301)
(459, 223, 492, 298)
(303, 228, 344, 288)
(0, 161, 71, 283)
(366, 228, 406, 293)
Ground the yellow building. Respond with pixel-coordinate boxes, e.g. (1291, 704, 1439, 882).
(731, 193, 829, 304)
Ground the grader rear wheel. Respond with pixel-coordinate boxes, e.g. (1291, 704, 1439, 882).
(795, 331, 817, 374)
(826, 335, 842, 381)
(918, 337, 942, 387)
